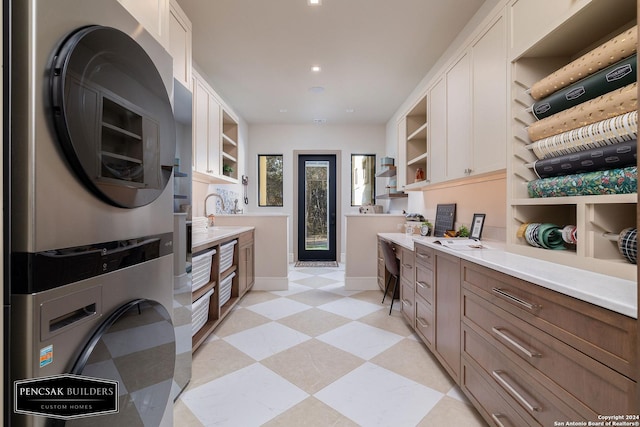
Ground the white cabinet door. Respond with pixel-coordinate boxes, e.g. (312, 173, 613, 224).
(446, 52, 472, 180)
(471, 13, 507, 174)
(168, 0, 192, 90)
(118, 0, 169, 47)
(396, 117, 407, 190)
(193, 75, 210, 174)
(428, 77, 447, 183)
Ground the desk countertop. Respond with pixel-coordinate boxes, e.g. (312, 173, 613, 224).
(378, 233, 637, 318)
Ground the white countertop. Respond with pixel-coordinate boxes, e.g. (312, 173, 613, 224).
(192, 225, 255, 248)
(378, 232, 637, 318)
(345, 213, 405, 217)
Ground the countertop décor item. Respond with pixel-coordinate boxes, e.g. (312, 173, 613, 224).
(434, 204, 456, 237)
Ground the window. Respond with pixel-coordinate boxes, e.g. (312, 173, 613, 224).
(351, 154, 376, 206)
(258, 154, 283, 206)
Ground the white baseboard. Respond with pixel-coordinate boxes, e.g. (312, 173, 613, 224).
(344, 277, 379, 291)
(253, 276, 289, 291)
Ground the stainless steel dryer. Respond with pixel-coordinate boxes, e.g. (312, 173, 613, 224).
(9, 1, 178, 426)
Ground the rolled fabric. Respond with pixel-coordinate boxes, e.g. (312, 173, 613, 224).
(531, 111, 637, 159)
(530, 25, 637, 100)
(527, 82, 638, 142)
(618, 228, 637, 264)
(532, 139, 637, 179)
(527, 166, 637, 198)
(561, 225, 577, 245)
(531, 54, 637, 120)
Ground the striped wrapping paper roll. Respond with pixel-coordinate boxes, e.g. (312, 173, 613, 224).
(618, 228, 637, 264)
(531, 54, 637, 120)
(530, 25, 637, 100)
(531, 111, 637, 159)
(527, 166, 637, 198)
(532, 139, 637, 179)
(527, 82, 638, 142)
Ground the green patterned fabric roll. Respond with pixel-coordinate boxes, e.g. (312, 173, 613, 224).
(527, 166, 637, 198)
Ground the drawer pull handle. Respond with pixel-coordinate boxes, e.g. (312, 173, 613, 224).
(490, 413, 510, 427)
(492, 288, 540, 311)
(492, 370, 541, 413)
(416, 281, 431, 289)
(492, 327, 541, 359)
(402, 263, 413, 269)
(416, 317, 429, 328)
(416, 252, 431, 259)
(402, 299, 412, 307)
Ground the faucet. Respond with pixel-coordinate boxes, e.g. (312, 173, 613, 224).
(231, 199, 244, 215)
(204, 193, 225, 217)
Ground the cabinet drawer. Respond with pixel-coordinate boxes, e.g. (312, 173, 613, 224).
(461, 261, 637, 379)
(415, 264, 434, 304)
(400, 247, 414, 282)
(463, 325, 582, 425)
(415, 297, 434, 347)
(400, 279, 415, 326)
(462, 358, 534, 427)
(238, 230, 253, 246)
(463, 290, 636, 417)
(415, 243, 434, 268)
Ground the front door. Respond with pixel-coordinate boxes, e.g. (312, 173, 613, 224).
(297, 155, 336, 261)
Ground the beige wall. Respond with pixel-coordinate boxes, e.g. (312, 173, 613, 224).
(416, 170, 506, 241)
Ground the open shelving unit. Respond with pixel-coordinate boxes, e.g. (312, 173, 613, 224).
(404, 96, 428, 189)
(221, 110, 238, 181)
(507, 0, 637, 281)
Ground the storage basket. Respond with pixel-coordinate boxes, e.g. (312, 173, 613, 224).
(219, 271, 235, 307)
(192, 249, 216, 292)
(219, 240, 237, 272)
(192, 288, 214, 336)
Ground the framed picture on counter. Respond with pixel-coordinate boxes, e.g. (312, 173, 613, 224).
(470, 213, 485, 240)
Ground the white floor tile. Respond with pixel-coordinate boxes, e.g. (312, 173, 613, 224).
(319, 282, 361, 296)
(271, 281, 313, 296)
(287, 270, 314, 281)
(447, 385, 470, 403)
(246, 297, 312, 320)
(315, 362, 443, 427)
(223, 322, 311, 361)
(318, 270, 346, 281)
(181, 363, 308, 426)
(316, 321, 403, 360)
(317, 297, 382, 319)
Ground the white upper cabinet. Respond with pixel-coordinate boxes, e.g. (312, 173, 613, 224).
(445, 52, 472, 180)
(428, 77, 447, 183)
(168, 0, 192, 91)
(118, 0, 170, 48)
(471, 12, 507, 175)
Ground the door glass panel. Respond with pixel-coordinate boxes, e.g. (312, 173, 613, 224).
(305, 160, 329, 251)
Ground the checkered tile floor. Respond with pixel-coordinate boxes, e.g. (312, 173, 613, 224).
(174, 264, 487, 426)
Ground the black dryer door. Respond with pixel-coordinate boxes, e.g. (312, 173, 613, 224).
(50, 26, 176, 208)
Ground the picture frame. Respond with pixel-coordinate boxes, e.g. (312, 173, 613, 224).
(470, 213, 486, 240)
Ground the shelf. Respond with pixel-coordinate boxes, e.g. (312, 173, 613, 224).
(222, 151, 237, 162)
(407, 122, 427, 141)
(376, 192, 407, 199)
(192, 281, 215, 303)
(407, 152, 428, 166)
(376, 166, 396, 178)
(222, 133, 237, 146)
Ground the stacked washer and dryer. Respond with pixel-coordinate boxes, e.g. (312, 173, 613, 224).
(8, 1, 179, 426)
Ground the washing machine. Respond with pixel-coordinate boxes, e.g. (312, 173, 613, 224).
(9, 0, 178, 425)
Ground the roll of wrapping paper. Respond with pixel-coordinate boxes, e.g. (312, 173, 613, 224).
(532, 139, 637, 179)
(530, 25, 637, 100)
(617, 228, 637, 264)
(519, 223, 566, 249)
(531, 111, 637, 159)
(527, 166, 637, 198)
(527, 82, 638, 142)
(531, 54, 637, 120)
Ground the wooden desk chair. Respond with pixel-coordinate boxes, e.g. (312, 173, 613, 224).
(380, 241, 400, 315)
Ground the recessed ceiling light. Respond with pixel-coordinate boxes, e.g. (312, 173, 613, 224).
(309, 86, 325, 94)
(279, 109, 288, 113)
(313, 118, 326, 124)
(308, 0, 321, 5)
(346, 108, 355, 113)
(311, 65, 321, 72)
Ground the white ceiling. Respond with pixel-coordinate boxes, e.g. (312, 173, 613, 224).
(177, 0, 487, 125)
